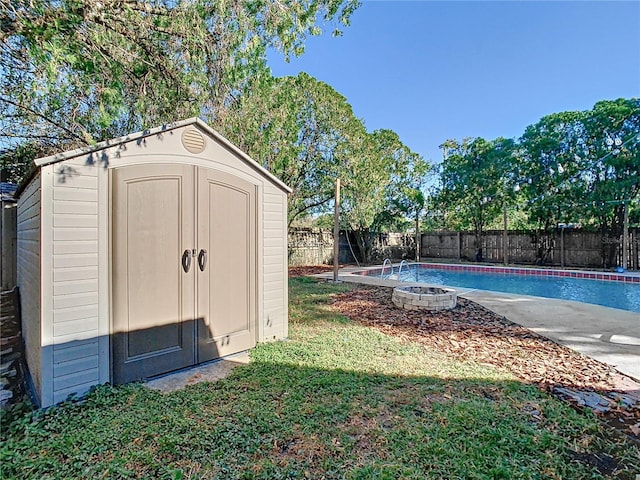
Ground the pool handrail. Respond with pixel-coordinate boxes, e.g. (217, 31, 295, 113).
(380, 258, 393, 278)
(397, 260, 409, 278)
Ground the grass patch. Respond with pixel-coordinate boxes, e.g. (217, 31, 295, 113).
(2, 277, 638, 479)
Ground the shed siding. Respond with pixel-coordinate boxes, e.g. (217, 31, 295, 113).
(17, 173, 42, 399)
(262, 184, 288, 341)
(24, 119, 289, 407)
(49, 159, 101, 403)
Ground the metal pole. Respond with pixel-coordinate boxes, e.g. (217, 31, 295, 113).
(623, 201, 629, 270)
(560, 227, 565, 268)
(333, 178, 341, 282)
(503, 202, 508, 266)
(415, 215, 420, 262)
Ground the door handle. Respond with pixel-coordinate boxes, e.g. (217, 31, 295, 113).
(198, 249, 207, 272)
(182, 249, 191, 273)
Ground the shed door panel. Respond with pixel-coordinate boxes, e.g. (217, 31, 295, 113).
(197, 168, 256, 361)
(112, 165, 195, 384)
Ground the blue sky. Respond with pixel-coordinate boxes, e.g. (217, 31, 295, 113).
(267, 1, 640, 164)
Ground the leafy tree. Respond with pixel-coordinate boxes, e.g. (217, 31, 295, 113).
(519, 110, 590, 231)
(222, 72, 364, 226)
(579, 99, 640, 266)
(0, 143, 47, 183)
(519, 99, 640, 266)
(380, 151, 430, 230)
(373, 145, 430, 258)
(435, 137, 516, 260)
(0, 0, 359, 178)
(340, 129, 424, 263)
(222, 72, 426, 255)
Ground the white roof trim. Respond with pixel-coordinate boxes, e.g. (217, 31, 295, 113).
(34, 118, 292, 193)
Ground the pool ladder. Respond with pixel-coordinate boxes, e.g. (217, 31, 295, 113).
(380, 259, 409, 280)
(380, 259, 393, 278)
(397, 260, 409, 278)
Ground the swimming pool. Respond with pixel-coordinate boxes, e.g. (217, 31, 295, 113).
(354, 263, 640, 313)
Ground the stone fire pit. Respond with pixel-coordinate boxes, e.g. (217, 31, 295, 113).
(392, 285, 457, 312)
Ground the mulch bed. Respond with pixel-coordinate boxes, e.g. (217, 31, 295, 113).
(330, 287, 619, 390)
(329, 285, 640, 440)
(288, 268, 640, 441)
(288, 265, 336, 277)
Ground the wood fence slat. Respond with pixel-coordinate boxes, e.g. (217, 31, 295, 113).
(287, 228, 638, 270)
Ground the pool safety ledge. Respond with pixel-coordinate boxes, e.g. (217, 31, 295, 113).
(392, 286, 457, 311)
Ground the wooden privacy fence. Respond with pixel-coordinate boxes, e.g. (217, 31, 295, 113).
(288, 228, 639, 270)
(420, 229, 640, 270)
(1, 193, 17, 290)
(288, 228, 336, 266)
(7, 215, 633, 273)
(288, 228, 415, 266)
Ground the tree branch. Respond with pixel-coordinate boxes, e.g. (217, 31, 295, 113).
(0, 96, 87, 143)
(288, 195, 333, 226)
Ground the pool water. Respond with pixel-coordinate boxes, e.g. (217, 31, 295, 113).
(392, 266, 640, 313)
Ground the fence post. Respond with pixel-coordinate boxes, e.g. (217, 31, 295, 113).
(623, 201, 629, 270)
(503, 202, 508, 266)
(560, 227, 565, 268)
(634, 227, 639, 270)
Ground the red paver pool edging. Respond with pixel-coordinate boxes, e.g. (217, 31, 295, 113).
(355, 262, 640, 284)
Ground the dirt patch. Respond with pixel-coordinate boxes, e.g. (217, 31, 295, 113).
(327, 284, 640, 440)
(273, 433, 328, 461)
(289, 265, 336, 278)
(569, 451, 620, 477)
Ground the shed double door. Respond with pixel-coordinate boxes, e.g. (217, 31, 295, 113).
(112, 164, 256, 384)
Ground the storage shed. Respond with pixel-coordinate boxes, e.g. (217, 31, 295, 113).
(16, 118, 290, 407)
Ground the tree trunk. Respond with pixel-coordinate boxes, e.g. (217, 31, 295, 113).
(353, 229, 371, 265)
(474, 222, 483, 262)
(600, 206, 623, 269)
(352, 230, 363, 264)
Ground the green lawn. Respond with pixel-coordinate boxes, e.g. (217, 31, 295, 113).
(2, 277, 639, 479)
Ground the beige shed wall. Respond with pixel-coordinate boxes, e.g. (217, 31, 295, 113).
(261, 185, 289, 341)
(101, 124, 290, 343)
(46, 157, 108, 405)
(17, 172, 42, 400)
(26, 121, 288, 407)
(102, 126, 272, 187)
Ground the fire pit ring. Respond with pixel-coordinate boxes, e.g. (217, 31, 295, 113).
(392, 285, 457, 311)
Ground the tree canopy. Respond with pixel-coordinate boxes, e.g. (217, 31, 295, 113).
(0, 0, 359, 176)
(433, 98, 640, 265)
(3, 1, 637, 267)
(223, 72, 429, 261)
(435, 137, 516, 249)
(339, 128, 428, 263)
(221, 72, 363, 226)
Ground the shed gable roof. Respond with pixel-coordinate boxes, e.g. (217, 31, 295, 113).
(34, 118, 292, 193)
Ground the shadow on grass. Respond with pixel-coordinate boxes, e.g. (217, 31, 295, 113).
(2, 276, 637, 479)
(290, 277, 640, 454)
(2, 357, 639, 480)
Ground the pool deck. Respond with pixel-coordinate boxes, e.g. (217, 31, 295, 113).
(315, 266, 640, 382)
